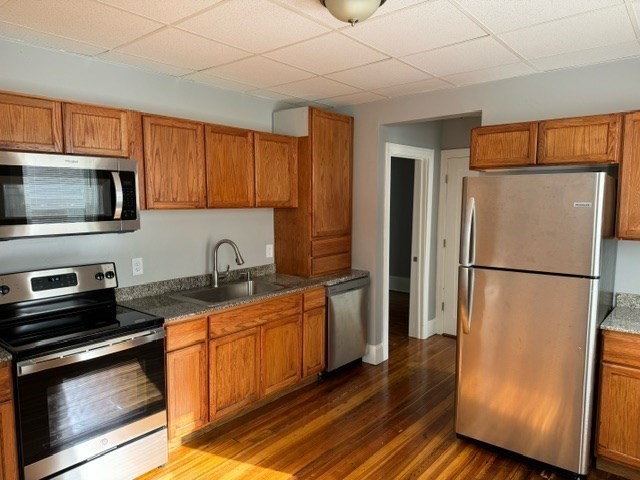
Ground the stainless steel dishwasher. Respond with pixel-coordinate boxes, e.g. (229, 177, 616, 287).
(326, 276, 370, 372)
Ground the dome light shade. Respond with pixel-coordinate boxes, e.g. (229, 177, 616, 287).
(321, 0, 387, 26)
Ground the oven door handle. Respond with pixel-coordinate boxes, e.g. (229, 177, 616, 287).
(17, 328, 165, 377)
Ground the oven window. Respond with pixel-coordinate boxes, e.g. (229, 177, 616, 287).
(0, 165, 114, 225)
(17, 340, 165, 467)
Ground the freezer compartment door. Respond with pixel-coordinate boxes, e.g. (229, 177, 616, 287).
(461, 172, 614, 276)
(455, 267, 598, 475)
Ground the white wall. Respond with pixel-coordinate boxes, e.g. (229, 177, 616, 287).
(351, 57, 640, 363)
(0, 38, 284, 287)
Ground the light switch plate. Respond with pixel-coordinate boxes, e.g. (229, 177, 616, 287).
(132, 257, 144, 276)
(266, 244, 274, 258)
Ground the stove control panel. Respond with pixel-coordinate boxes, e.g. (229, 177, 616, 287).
(0, 263, 118, 305)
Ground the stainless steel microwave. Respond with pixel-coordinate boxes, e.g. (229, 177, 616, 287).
(0, 151, 140, 240)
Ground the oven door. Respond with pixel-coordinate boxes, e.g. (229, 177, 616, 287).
(0, 151, 139, 239)
(15, 328, 166, 480)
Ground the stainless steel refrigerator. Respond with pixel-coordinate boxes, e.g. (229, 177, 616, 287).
(455, 171, 617, 476)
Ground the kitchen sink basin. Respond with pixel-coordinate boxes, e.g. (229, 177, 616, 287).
(171, 280, 284, 305)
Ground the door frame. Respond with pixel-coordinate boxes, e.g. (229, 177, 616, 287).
(382, 143, 435, 355)
(435, 148, 470, 334)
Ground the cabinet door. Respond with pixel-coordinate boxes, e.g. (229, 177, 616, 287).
(166, 343, 208, 439)
(470, 122, 537, 169)
(618, 112, 640, 239)
(143, 115, 205, 209)
(205, 125, 254, 208)
(63, 103, 129, 157)
(302, 306, 325, 378)
(0, 92, 63, 152)
(0, 401, 17, 480)
(538, 114, 621, 165)
(254, 132, 298, 208)
(261, 315, 301, 397)
(210, 328, 260, 419)
(597, 362, 640, 468)
(311, 108, 353, 238)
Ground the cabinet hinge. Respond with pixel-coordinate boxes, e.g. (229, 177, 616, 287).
(445, 174, 449, 184)
(443, 239, 446, 248)
(441, 302, 445, 312)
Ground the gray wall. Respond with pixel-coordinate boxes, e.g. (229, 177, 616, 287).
(0, 38, 281, 287)
(349, 57, 640, 362)
(389, 157, 414, 279)
(441, 116, 481, 149)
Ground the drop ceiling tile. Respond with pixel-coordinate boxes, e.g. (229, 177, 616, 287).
(0, 22, 106, 55)
(373, 78, 452, 97)
(327, 59, 430, 90)
(248, 89, 303, 102)
(270, 77, 360, 101)
(98, 50, 194, 76)
(265, 32, 388, 75)
(0, 0, 162, 48)
(634, 1, 640, 24)
(206, 57, 314, 88)
(176, 0, 330, 54)
(500, 5, 636, 59)
(320, 91, 387, 107)
(443, 62, 536, 87)
(371, 0, 431, 18)
(183, 72, 255, 92)
(531, 41, 640, 71)
(97, 0, 224, 24)
(455, 0, 623, 33)
(116, 28, 250, 71)
(402, 37, 520, 77)
(273, 0, 346, 28)
(343, 1, 487, 57)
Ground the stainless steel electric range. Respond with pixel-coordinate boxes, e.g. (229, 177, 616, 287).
(0, 263, 167, 480)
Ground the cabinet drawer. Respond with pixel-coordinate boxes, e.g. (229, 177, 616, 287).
(303, 287, 325, 311)
(311, 236, 351, 257)
(311, 253, 351, 276)
(209, 294, 302, 338)
(0, 365, 11, 403)
(166, 317, 207, 351)
(602, 330, 640, 369)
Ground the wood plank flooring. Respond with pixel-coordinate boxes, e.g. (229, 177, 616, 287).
(138, 292, 622, 480)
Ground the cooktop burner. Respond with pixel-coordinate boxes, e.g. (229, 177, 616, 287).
(0, 263, 164, 359)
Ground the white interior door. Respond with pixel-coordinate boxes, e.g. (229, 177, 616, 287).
(437, 150, 477, 336)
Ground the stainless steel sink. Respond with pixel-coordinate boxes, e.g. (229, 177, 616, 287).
(170, 280, 284, 305)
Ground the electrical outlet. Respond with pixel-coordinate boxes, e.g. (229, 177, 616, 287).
(132, 257, 144, 276)
(265, 244, 274, 258)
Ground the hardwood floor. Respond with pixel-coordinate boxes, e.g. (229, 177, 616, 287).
(139, 292, 622, 480)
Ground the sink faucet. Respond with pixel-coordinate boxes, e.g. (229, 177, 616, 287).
(212, 239, 245, 288)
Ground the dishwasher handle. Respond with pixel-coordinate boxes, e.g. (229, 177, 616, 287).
(326, 276, 370, 296)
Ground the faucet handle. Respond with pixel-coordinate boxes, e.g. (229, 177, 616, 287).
(219, 265, 230, 281)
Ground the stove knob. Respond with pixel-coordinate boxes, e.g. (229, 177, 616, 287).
(95, 272, 105, 281)
(0, 285, 9, 296)
(105, 271, 115, 280)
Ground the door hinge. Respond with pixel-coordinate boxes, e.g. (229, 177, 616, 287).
(445, 174, 449, 184)
(443, 239, 446, 248)
(441, 302, 445, 312)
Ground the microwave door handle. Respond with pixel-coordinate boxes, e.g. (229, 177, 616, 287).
(111, 171, 123, 220)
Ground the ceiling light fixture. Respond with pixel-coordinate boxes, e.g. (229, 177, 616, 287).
(321, 0, 387, 26)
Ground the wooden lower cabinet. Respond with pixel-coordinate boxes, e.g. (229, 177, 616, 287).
(302, 307, 325, 378)
(597, 330, 640, 473)
(210, 327, 260, 419)
(261, 315, 301, 397)
(0, 366, 17, 480)
(166, 318, 208, 439)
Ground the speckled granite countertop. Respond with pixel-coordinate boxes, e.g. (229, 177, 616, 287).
(0, 348, 11, 365)
(601, 293, 640, 334)
(120, 269, 369, 324)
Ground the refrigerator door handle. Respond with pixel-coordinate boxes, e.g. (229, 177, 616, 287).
(458, 267, 474, 334)
(460, 196, 476, 266)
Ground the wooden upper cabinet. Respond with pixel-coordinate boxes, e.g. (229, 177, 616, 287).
(255, 132, 298, 208)
(0, 92, 63, 152)
(617, 112, 640, 239)
(538, 114, 622, 165)
(63, 103, 130, 157)
(143, 115, 206, 209)
(310, 108, 353, 238)
(205, 125, 255, 208)
(470, 122, 537, 169)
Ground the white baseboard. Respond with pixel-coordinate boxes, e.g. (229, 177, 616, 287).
(362, 342, 386, 365)
(426, 318, 438, 338)
(389, 276, 410, 293)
